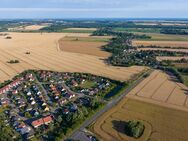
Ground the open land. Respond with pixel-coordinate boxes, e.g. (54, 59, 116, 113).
(8, 24, 49, 31)
(134, 33, 188, 41)
(0, 32, 145, 83)
(137, 47, 188, 53)
(133, 40, 188, 48)
(127, 70, 188, 111)
(61, 28, 97, 33)
(91, 97, 188, 141)
(157, 56, 188, 61)
(59, 36, 111, 57)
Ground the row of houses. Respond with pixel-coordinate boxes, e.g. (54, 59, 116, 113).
(0, 78, 22, 94)
(31, 115, 53, 128)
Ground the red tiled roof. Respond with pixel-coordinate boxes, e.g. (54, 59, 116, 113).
(43, 116, 53, 124)
(31, 118, 43, 128)
(31, 115, 53, 128)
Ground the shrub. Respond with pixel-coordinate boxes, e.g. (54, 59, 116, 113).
(7, 60, 20, 64)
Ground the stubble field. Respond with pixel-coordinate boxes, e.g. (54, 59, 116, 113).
(0, 32, 145, 83)
(91, 98, 188, 141)
(133, 40, 188, 48)
(91, 70, 188, 141)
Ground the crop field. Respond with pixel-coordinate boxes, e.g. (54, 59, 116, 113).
(91, 97, 188, 141)
(137, 47, 188, 53)
(133, 40, 188, 47)
(59, 36, 110, 57)
(0, 32, 145, 83)
(127, 70, 188, 112)
(157, 56, 188, 61)
(134, 33, 188, 42)
(8, 24, 48, 31)
(61, 28, 97, 33)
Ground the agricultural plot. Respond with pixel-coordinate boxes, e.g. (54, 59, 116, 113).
(133, 40, 188, 47)
(91, 98, 188, 141)
(157, 56, 188, 61)
(127, 70, 188, 112)
(0, 32, 145, 83)
(62, 28, 97, 33)
(8, 24, 49, 31)
(138, 47, 188, 53)
(59, 36, 110, 57)
(133, 33, 188, 41)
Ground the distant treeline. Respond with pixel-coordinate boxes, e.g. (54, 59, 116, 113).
(92, 28, 151, 40)
(39, 20, 188, 32)
(160, 28, 188, 35)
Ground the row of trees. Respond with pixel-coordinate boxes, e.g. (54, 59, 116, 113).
(160, 28, 188, 35)
(92, 28, 151, 39)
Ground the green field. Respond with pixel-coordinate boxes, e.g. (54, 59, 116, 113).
(135, 32, 188, 41)
(61, 29, 94, 33)
(113, 27, 160, 33)
(113, 28, 188, 42)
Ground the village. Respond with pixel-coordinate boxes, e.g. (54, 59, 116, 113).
(0, 70, 116, 140)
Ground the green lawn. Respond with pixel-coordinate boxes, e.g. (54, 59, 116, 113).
(79, 81, 96, 88)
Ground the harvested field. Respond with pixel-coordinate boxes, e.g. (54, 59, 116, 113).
(127, 70, 188, 112)
(59, 36, 111, 57)
(91, 98, 188, 141)
(0, 32, 145, 82)
(138, 47, 188, 53)
(157, 56, 188, 61)
(133, 40, 188, 47)
(8, 24, 48, 31)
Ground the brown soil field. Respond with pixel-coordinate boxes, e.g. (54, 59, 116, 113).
(133, 40, 188, 47)
(127, 70, 188, 112)
(157, 56, 188, 61)
(138, 47, 188, 53)
(91, 98, 188, 141)
(0, 32, 146, 82)
(59, 36, 110, 58)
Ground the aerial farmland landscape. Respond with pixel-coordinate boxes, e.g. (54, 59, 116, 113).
(0, 0, 188, 141)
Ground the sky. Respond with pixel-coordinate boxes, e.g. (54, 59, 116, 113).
(0, 0, 187, 19)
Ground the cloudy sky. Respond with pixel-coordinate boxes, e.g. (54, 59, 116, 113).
(0, 0, 187, 19)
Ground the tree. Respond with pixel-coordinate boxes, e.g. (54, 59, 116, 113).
(57, 115, 63, 123)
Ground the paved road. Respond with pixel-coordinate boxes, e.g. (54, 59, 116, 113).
(67, 69, 154, 141)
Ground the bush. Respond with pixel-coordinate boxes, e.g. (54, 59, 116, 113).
(7, 60, 20, 64)
(125, 120, 145, 138)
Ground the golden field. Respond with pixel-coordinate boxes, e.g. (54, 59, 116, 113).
(91, 98, 188, 141)
(137, 47, 188, 53)
(133, 40, 188, 48)
(127, 70, 188, 111)
(0, 32, 145, 83)
(91, 71, 188, 141)
(8, 24, 48, 31)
